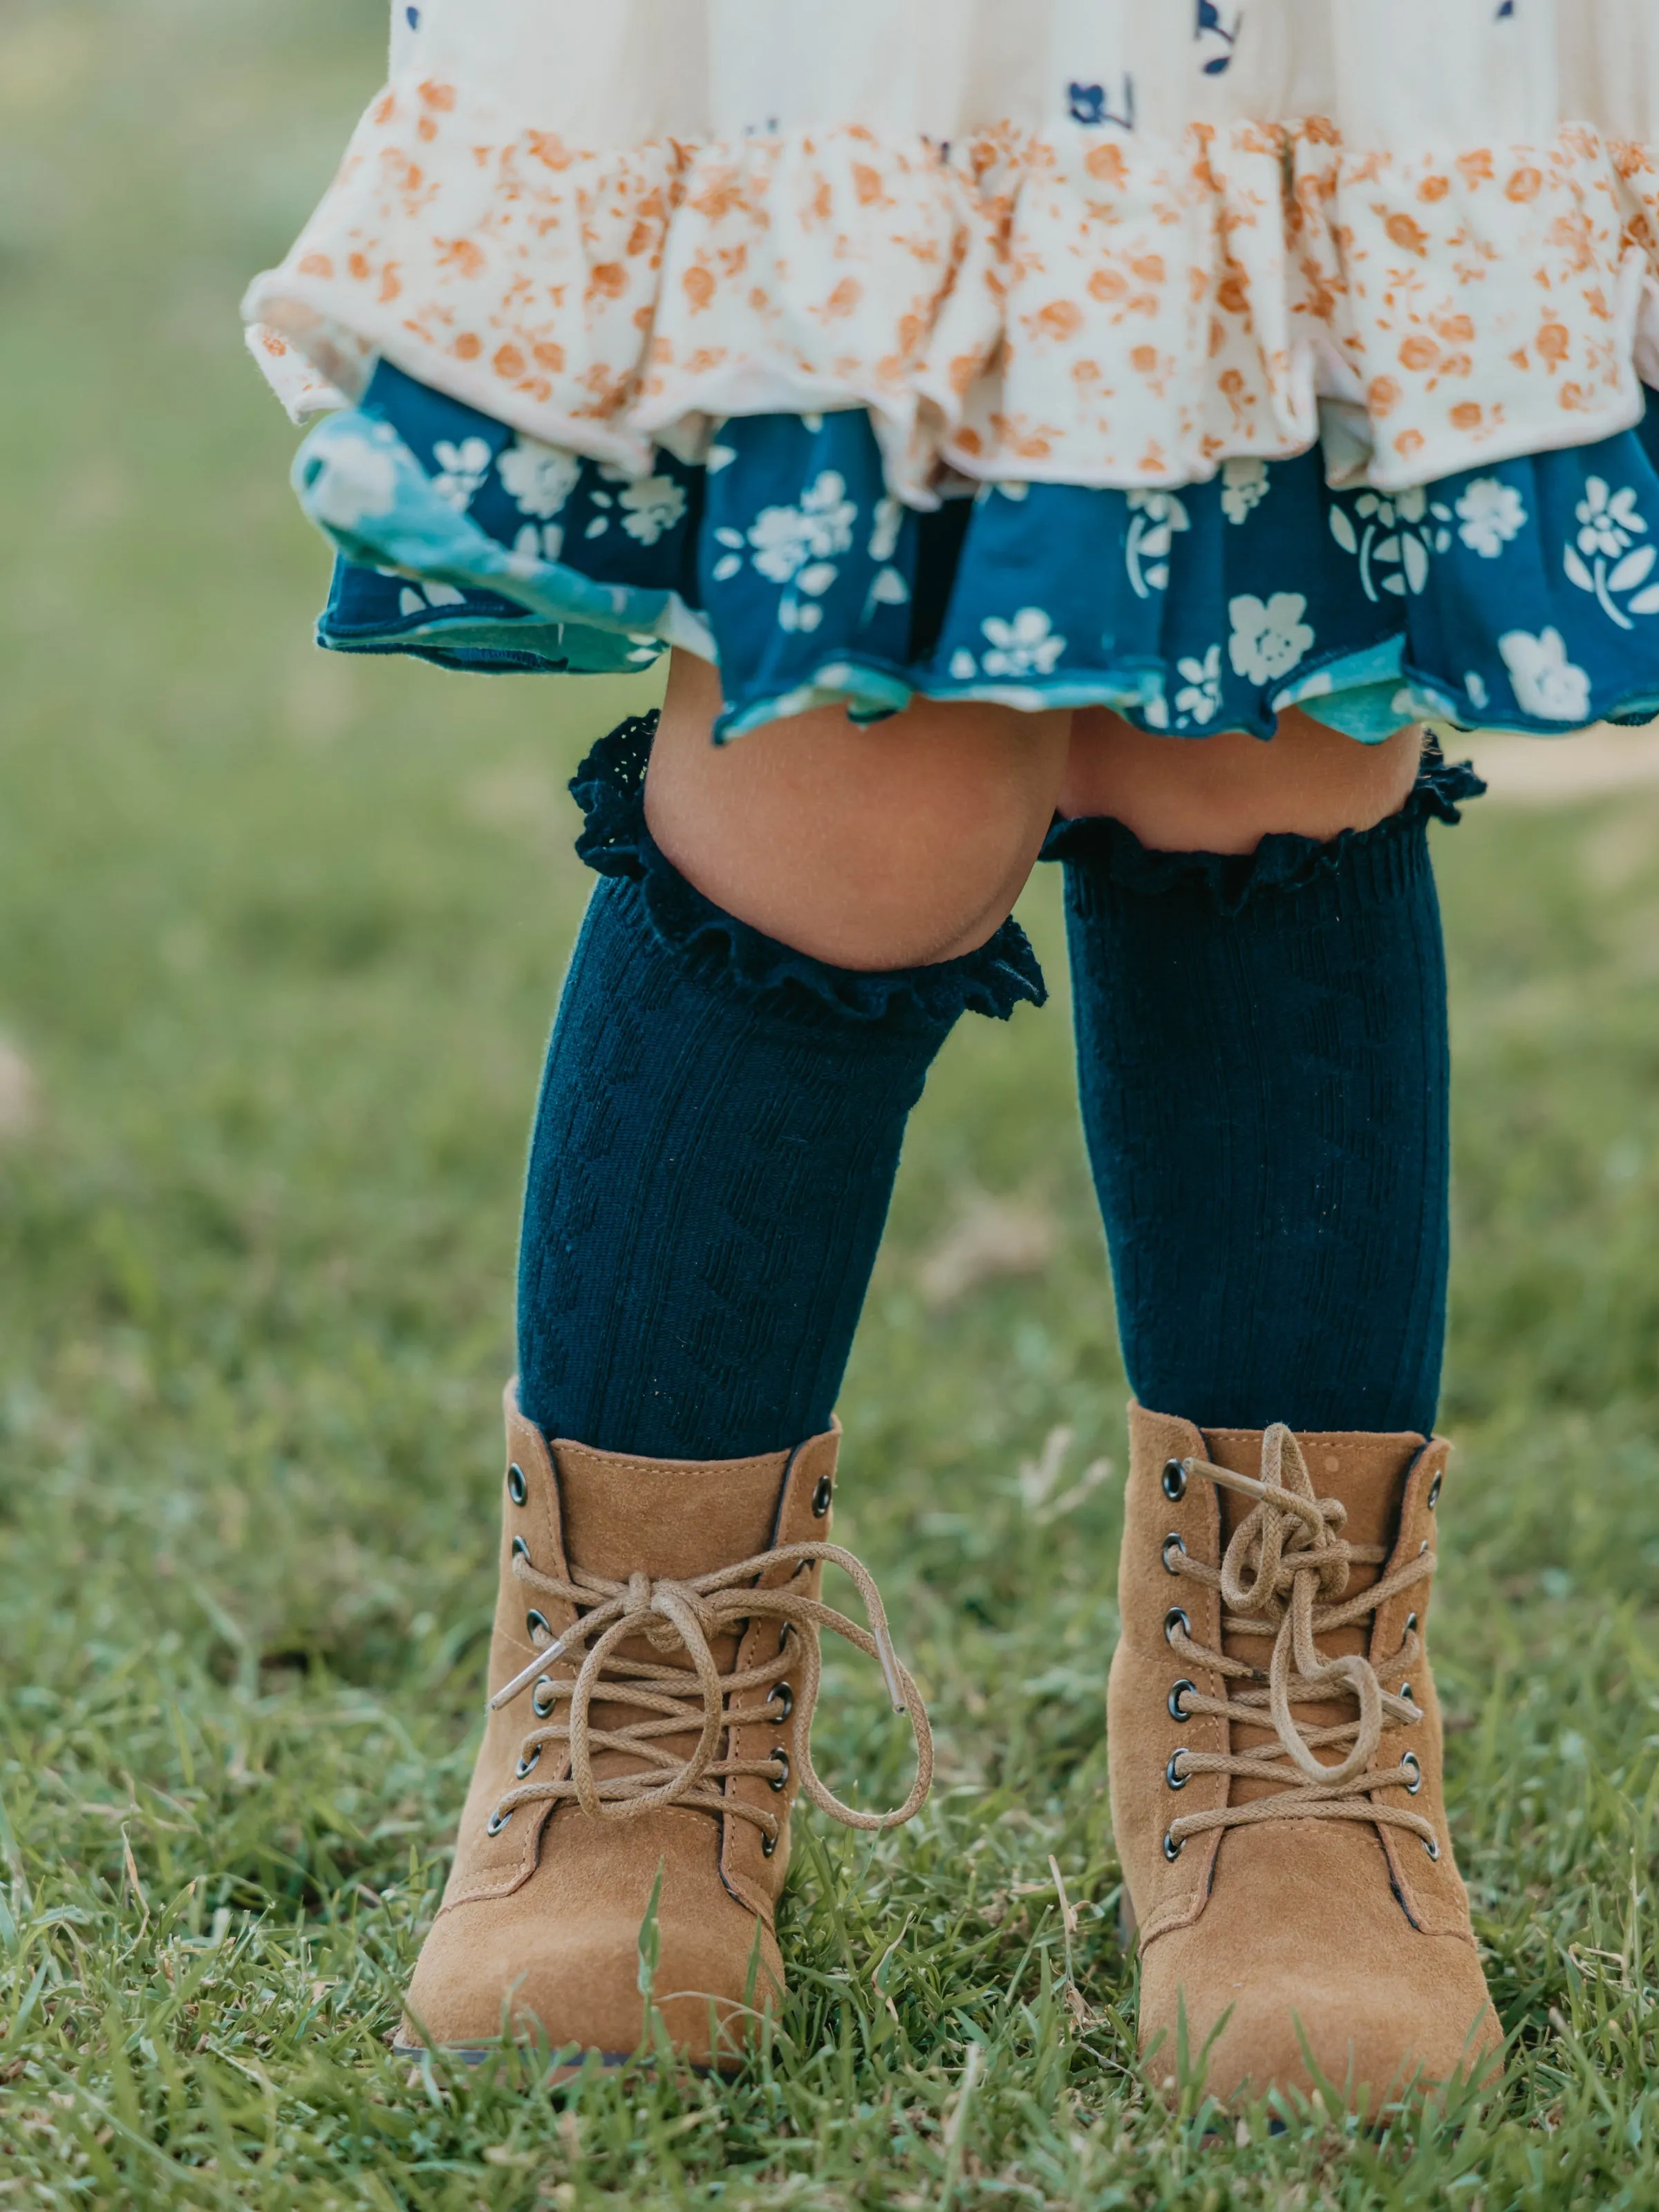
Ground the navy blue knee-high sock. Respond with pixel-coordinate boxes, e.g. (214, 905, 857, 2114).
(516, 715, 1046, 1459)
(1052, 753, 1482, 1438)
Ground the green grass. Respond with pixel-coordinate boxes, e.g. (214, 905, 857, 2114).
(1, 2, 1657, 2202)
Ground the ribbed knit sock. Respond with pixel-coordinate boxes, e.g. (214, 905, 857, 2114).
(1051, 754, 1483, 1437)
(516, 715, 1047, 1459)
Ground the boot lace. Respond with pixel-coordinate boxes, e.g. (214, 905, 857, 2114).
(1161, 1425, 1439, 1860)
(482, 1541, 935, 1852)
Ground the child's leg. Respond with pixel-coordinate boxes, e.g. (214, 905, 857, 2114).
(403, 668, 1069, 2068)
(517, 654, 1069, 1458)
(1059, 712, 1445, 1433)
(1060, 711, 1499, 2106)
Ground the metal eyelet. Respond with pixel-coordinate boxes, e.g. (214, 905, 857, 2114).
(1427, 1474, 1442, 1510)
(770, 1683, 794, 1723)
(516, 1747, 541, 1780)
(1168, 1678, 1196, 1722)
(1405, 1611, 1418, 1636)
(1163, 1830, 1184, 1862)
(1400, 1681, 1414, 1704)
(1402, 1752, 1423, 1796)
(507, 1463, 527, 1507)
(532, 1677, 555, 1719)
(1166, 1750, 1190, 1792)
(1161, 1533, 1187, 1575)
(1161, 1459, 1188, 1503)
(527, 1609, 552, 1644)
(487, 1808, 513, 1837)
(812, 1475, 834, 1519)
(761, 1831, 778, 1858)
(1423, 1836, 1441, 1861)
(511, 1535, 530, 1564)
(1163, 1606, 1190, 1647)
(778, 1625, 793, 1656)
(769, 1751, 791, 1793)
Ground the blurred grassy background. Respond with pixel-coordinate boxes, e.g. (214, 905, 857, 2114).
(1, 2, 1656, 2204)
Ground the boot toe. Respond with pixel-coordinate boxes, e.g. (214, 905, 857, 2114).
(1142, 1935, 1501, 2108)
(400, 1868, 784, 2068)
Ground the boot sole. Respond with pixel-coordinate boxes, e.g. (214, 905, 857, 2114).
(391, 2043, 737, 2080)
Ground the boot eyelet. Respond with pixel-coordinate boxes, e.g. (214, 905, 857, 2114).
(1405, 1611, 1418, 1635)
(1166, 1750, 1190, 1792)
(516, 1747, 541, 1780)
(769, 1751, 791, 1792)
(770, 1683, 794, 1723)
(761, 1831, 778, 1858)
(1163, 1606, 1190, 1647)
(1163, 1830, 1184, 1862)
(1423, 1836, 1441, 1862)
(1161, 1533, 1187, 1575)
(532, 1677, 555, 1719)
(1402, 1752, 1423, 1795)
(1168, 1678, 1196, 1722)
(507, 1464, 527, 1507)
(812, 1475, 834, 1519)
(527, 1609, 552, 1644)
(1161, 1459, 1188, 1503)
(1427, 1474, 1442, 1510)
(1400, 1681, 1414, 1703)
(778, 1625, 793, 1657)
(511, 1535, 530, 1564)
(487, 1808, 513, 1837)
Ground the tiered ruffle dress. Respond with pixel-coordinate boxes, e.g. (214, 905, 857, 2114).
(245, 0, 1659, 742)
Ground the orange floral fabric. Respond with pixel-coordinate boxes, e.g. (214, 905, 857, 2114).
(243, 82, 1659, 497)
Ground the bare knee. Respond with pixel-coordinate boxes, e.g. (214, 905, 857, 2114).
(643, 653, 1071, 971)
(1060, 709, 1425, 855)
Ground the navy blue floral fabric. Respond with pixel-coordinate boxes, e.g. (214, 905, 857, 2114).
(294, 358, 1659, 742)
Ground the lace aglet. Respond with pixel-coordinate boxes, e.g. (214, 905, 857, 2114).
(487, 1635, 572, 1712)
(874, 1629, 906, 1713)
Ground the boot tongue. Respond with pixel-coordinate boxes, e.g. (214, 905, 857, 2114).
(554, 1441, 791, 1584)
(1201, 1426, 1422, 1797)
(551, 1440, 795, 1790)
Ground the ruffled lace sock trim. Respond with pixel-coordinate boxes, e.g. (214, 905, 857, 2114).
(1042, 747, 1485, 916)
(571, 714, 1047, 1025)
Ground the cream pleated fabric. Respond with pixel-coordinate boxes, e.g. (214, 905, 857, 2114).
(246, 0, 1659, 496)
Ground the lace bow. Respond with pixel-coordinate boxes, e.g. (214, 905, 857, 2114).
(1162, 1425, 1440, 1859)
(485, 1541, 934, 1850)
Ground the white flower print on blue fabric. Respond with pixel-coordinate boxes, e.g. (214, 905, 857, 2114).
(1328, 487, 1452, 599)
(510, 523, 565, 572)
(431, 438, 494, 512)
(619, 476, 688, 546)
(498, 438, 582, 520)
(870, 498, 904, 563)
(1219, 458, 1269, 526)
(1454, 478, 1528, 558)
(1228, 593, 1315, 686)
(398, 581, 467, 617)
(302, 427, 402, 532)
(982, 610, 1067, 679)
(863, 495, 910, 614)
(1126, 490, 1190, 598)
(1174, 644, 1224, 724)
(1499, 628, 1593, 722)
(950, 609, 1067, 684)
(1563, 477, 1659, 628)
(1465, 671, 1490, 711)
(744, 471, 859, 586)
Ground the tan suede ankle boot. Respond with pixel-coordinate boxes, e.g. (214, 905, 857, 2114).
(1108, 1406, 1501, 2110)
(399, 1385, 932, 2070)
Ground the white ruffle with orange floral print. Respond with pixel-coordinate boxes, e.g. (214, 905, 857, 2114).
(244, 0, 1659, 498)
